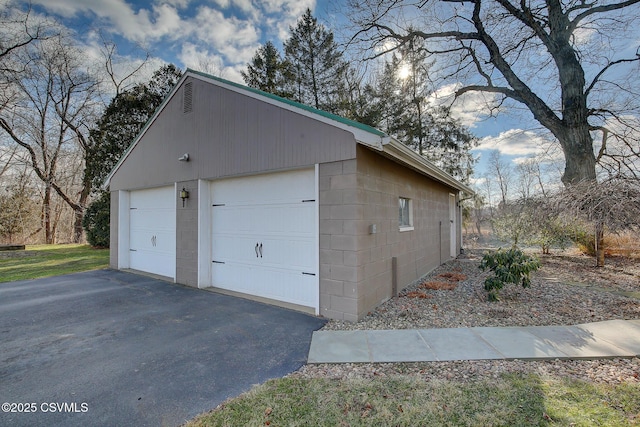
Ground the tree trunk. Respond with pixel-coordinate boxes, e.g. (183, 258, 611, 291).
(43, 185, 53, 244)
(72, 179, 91, 243)
(558, 121, 597, 186)
(595, 222, 605, 267)
(548, 10, 597, 186)
(73, 208, 84, 243)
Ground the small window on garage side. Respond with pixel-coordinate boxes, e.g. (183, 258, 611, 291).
(399, 197, 413, 231)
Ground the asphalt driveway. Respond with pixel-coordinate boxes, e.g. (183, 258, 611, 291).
(0, 270, 326, 426)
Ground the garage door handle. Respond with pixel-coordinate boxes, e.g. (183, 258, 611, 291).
(255, 243, 259, 258)
(259, 243, 263, 258)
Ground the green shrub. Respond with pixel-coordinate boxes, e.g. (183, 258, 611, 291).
(83, 192, 110, 248)
(572, 228, 595, 256)
(479, 248, 540, 301)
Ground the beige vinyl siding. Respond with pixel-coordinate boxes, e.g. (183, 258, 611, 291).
(109, 77, 357, 191)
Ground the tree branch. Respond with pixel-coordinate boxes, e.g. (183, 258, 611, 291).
(585, 55, 640, 98)
(455, 84, 523, 102)
(467, 0, 563, 134)
(0, 116, 47, 184)
(571, 0, 640, 31)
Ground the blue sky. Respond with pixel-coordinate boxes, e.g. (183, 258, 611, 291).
(21, 0, 320, 81)
(10, 0, 570, 190)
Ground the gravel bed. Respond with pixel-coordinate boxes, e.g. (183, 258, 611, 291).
(305, 250, 640, 384)
(324, 251, 640, 331)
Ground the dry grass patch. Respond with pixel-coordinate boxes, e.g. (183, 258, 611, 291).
(402, 291, 433, 299)
(416, 271, 467, 291)
(604, 232, 640, 258)
(420, 280, 458, 291)
(437, 272, 467, 282)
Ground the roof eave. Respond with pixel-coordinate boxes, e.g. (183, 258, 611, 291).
(380, 138, 474, 195)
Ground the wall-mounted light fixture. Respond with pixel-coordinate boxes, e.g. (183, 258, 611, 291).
(180, 187, 189, 207)
(178, 153, 189, 162)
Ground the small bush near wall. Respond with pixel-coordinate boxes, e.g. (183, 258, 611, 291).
(479, 248, 540, 301)
(83, 192, 110, 248)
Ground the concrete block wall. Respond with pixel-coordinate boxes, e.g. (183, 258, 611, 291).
(319, 147, 458, 321)
(356, 146, 453, 319)
(176, 180, 198, 287)
(318, 159, 361, 322)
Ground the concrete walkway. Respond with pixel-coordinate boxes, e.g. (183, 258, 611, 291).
(308, 319, 640, 363)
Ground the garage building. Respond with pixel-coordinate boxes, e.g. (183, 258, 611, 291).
(105, 69, 473, 321)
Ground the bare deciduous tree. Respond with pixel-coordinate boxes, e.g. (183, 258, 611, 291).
(99, 34, 150, 97)
(0, 165, 39, 244)
(348, 0, 640, 185)
(0, 144, 17, 177)
(487, 150, 513, 208)
(0, 3, 55, 72)
(554, 177, 640, 266)
(0, 29, 101, 243)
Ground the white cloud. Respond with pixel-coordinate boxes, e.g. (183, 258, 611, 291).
(30, 0, 184, 42)
(231, 0, 255, 15)
(469, 176, 486, 187)
(26, 0, 92, 18)
(21, 0, 322, 84)
(178, 43, 219, 70)
(263, 0, 316, 42)
(155, 0, 192, 8)
(573, 27, 596, 45)
(178, 43, 246, 82)
(475, 129, 551, 156)
(210, 0, 230, 8)
(427, 83, 501, 128)
(192, 6, 260, 63)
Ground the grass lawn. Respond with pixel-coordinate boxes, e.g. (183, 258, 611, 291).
(187, 374, 640, 427)
(0, 244, 109, 283)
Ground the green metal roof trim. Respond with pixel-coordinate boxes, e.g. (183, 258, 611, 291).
(186, 68, 386, 138)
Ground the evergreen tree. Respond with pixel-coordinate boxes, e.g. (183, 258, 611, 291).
(82, 191, 110, 248)
(241, 41, 292, 98)
(283, 9, 347, 113)
(86, 64, 182, 190)
(333, 67, 382, 127)
(83, 64, 182, 248)
(374, 37, 477, 183)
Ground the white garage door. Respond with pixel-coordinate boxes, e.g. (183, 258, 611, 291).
(210, 168, 317, 308)
(129, 186, 176, 279)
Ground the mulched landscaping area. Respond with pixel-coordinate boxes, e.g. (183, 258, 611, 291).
(324, 249, 640, 331)
(300, 248, 640, 385)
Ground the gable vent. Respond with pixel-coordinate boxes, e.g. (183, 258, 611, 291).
(183, 81, 193, 114)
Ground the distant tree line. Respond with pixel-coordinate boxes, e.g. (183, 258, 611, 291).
(470, 150, 640, 266)
(0, 4, 181, 245)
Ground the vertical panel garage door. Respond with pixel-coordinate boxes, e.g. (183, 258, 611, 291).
(210, 168, 317, 308)
(129, 186, 176, 279)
